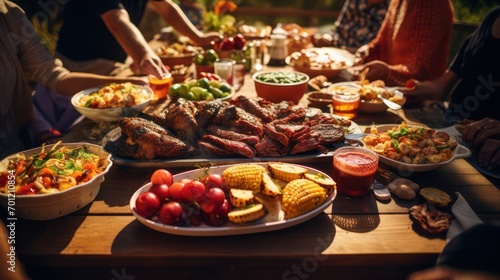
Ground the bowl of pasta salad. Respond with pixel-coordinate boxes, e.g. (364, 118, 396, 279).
(0, 142, 112, 220)
(71, 82, 154, 122)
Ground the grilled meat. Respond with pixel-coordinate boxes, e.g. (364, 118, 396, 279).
(119, 117, 193, 159)
(207, 125, 260, 145)
(202, 135, 256, 158)
(111, 96, 351, 160)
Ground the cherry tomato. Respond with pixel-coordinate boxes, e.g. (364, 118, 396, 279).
(149, 184, 170, 203)
(168, 182, 187, 202)
(199, 174, 224, 190)
(158, 201, 184, 225)
(179, 178, 194, 184)
(135, 192, 161, 218)
(150, 169, 173, 186)
(198, 187, 225, 214)
(201, 199, 230, 226)
(16, 183, 36, 195)
(181, 180, 206, 203)
(41, 176, 52, 188)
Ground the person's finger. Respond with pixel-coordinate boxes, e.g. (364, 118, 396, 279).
(478, 139, 500, 170)
(472, 120, 500, 146)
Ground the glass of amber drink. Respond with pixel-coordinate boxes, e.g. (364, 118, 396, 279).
(333, 147, 379, 198)
(332, 92, 360, 119)
(149, 73, 173, 102)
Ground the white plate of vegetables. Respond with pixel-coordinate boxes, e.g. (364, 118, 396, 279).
(130, 162, 336, 236)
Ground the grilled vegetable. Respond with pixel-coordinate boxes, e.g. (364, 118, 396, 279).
(267, 162, 307, 182)
(227, 204, 267, 224)
(222, 164, 265, 192)
(261, 172, 282, 197)
(282, 179, 327, 219)
(229, 189, 255, 207)
(304, 173, 336, 195)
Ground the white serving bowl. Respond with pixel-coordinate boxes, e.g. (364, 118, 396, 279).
(0, 143, 112, 220)
(362, 125, 471, 172)
(71, 85, 153, 122)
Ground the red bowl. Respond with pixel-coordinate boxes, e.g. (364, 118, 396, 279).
(252, 71, 310, 104)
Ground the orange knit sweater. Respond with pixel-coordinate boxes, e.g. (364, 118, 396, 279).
(366, 0, 454, 86)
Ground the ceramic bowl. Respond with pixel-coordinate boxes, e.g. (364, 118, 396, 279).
(0, 143, 112, 220)
(71, 84, 153, 122)
(252, 71, 310, 104)
(306, 91, 333, 108)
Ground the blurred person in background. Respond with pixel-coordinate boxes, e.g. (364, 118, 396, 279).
(0, 0, 148, 158)
(401, 6, 500, 171)
(333, 0, 390, 53)
(178, 0, 205, 31)
(55, 0, 220, 76)
(32, 0, 221, 143)
(353, 0, 454, 87)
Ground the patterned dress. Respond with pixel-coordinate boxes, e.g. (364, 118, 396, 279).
(335, 0, 390, 49)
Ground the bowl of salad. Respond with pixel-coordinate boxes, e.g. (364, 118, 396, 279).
(252, 71, 310, 104)
(0, 142, 112, 220)
(71, 82, 153, 122)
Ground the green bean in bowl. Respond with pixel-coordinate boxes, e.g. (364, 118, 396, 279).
(252, 71, 310, 104)
(254, 71, 308, 84)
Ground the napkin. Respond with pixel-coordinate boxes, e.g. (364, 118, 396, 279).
(446, 192, 483, 242)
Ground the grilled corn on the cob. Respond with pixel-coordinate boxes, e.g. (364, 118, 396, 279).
(227, 204, 267, 224)
(222, 164, 265, 192)
(282, 179, 327, 219)
(229, 189, 255, 207)
(304, 173, 336, 195)
(268, 162, 307, 182)
(261, 172, 282, 197)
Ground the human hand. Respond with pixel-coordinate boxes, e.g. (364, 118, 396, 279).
(353, 44, 369, 65)
(408, 266, 500, 280)
(199, 32, 223, 47)
(477, 138, 500, 170)
(352, 60, 390, 82)
(461, 118, 500, 147)
(138, 52, 170, 79)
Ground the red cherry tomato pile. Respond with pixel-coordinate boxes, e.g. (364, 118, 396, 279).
(217, 33, 246, 51)
(134, 169, 230, 227)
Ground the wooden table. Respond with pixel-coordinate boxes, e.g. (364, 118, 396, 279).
(2, 67, 500, 280)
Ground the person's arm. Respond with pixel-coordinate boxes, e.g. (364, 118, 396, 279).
(100, 8, 167, 78)
(149, 0, 221, 46)
(399, 69, 459, 103)
(55, 73, 148, 96)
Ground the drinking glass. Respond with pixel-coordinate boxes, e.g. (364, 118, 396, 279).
(149, 74, 173, 102)
(332, 92, 360, 119)
(214, 59, 234, 83)
(333, 146, 379, 198)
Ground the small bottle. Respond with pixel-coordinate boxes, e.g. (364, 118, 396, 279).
(267, 24, 288, 67)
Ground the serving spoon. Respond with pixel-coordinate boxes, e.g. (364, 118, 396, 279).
(377, 93, 402, 110)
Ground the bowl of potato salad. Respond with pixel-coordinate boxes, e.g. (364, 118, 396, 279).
(71, 83, 153, 122)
